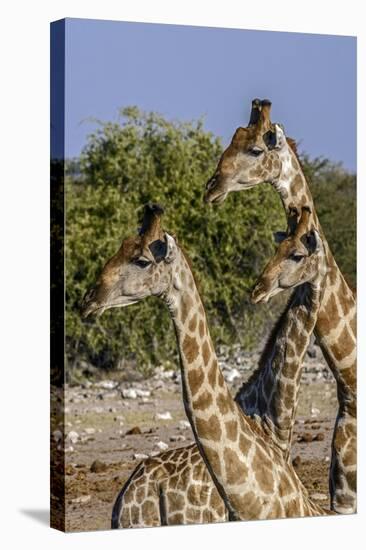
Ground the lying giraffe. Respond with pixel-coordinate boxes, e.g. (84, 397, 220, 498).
(204, 99, 356, 514)
(81, 204, 330, 526)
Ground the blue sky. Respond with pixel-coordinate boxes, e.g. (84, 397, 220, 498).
(64, 18, 356, 171)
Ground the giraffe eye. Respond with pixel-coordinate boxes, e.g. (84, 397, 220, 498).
(248, 146, 264, 157)
(289, 253, 304, 263)
(133, 258, 152, 268)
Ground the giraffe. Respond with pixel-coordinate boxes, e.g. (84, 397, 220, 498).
(81, 203, 330, 526)
(204, 99, 356, 514)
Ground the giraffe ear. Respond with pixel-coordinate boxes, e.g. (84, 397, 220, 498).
(272, 123, 286, 150)
(303, 229, 321, 255)
(164, 233, 177, 263)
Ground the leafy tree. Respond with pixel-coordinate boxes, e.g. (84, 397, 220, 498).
(65, 108, 355, 380)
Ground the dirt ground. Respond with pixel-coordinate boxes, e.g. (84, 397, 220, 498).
(52, 350, 338, 532)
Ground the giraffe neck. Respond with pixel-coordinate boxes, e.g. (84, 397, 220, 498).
(162, 248, 314, 518)
(236, 274, 326, 459)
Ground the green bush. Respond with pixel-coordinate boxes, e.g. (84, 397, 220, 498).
(65, 107, 355, 378)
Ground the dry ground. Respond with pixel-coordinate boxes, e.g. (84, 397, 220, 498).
(52, 350, 338, 532)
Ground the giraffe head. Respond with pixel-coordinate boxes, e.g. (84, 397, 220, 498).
(251, 207, 325, 304)
(80, 204, 178, 318)
(204, 98, 291, 204)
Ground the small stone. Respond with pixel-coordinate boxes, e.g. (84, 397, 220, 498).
(93, 406, 104, 413)
(90, 460, 108, 473)
(178, 420, 191, 430)
(311, 407, 320, 417)
(313, 432, 325, 441)
(292, 455, 301, 468)
(169, 435, 186, 442)
(71, 495, 91, 504)
(114, 415, 124, 422)
(84, 428, 96, 435)
(121, 388, 137, 399)
(133, 453, 149, 461)
(95, 380, 118, 390)
(156, 441, 169, 451)
(135, 389, 151, 398)
(126, 426, 142, 435)
(224, 368, 241, 383)
(298, 432, 313, 443)
(155, 411, 172, 421)
(67, 431, 79, 444)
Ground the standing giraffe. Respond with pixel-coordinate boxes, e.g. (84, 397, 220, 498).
(81, 204, 329, 526)
(204, 99, 356, 514)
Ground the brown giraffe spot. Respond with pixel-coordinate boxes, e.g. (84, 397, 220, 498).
(331, 325, 355, 361)
(188, 313, 197, 332)
(202, 339, 211, 366)
(334, 426, 348, 450)
(216, 392, 231, 415)
(121, 506, 130, 527)
(318, 292, 340, 333)
(340, 365, 356, 391)
(191, 450, 202, 464)
(183, 334, 199, 364)
(207, 358, 218, 386)
(209, 487, 223, 509)
(223, 447, 248, 485)
(131, 504, 140, 524)
(123, 486, 134, 504)
(136, 486, 146, 504)
(187, 484, 202, 506)
(199, 303, 205, 317)
(278, 472, 295, 497)
(169, 512, 184, 524)
(167, 492, 185, 512)
(343, 445, 356, 467)
(186, 507, 202, 523)
(239, 433, 252, 455)
(231, 491, 261, 518)
(193, 390, 213, 410)
(255, 462, 274, 494)
(217, 370, 225, 388)
(196, 415, 222, 441)
(203, 446, 222, 477)
(225, 420, 238, 441)
(169, 474, 179, 489)
(251, 444, 272, 473)
(291, 174, 303, 194)
(291, 156, 298, 170)
(199, 319, 205, 339)
(202, 509, 213, 523)
(187, 367, 204, 395)
(181, 295, 193, 324)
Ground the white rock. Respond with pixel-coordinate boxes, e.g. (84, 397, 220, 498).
(135, 389, 151, 398)
(93, 406, 104, 413)
(155, 411, 172, 421)
(64, 445, 74, 453)
(224, 368, 241, 383)
(156, 441, 169, 451)
(71, 495, 91, 504)
(170, 435, 186, 442)
(53, 430, 63, 443)
(67, 431, 79, 444)
(133, 453, 149, 461)
(178, 420, 191, 430)
(95, 380, 118, 389)
(122, 388, 137, 399)
(311, 407, 320, 417)
(84, 428, 96, 435)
